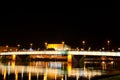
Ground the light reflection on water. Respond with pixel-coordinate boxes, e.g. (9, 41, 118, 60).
(0, 60, 120, 80)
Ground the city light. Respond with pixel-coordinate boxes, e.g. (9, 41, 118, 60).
(0, 51, 120, 57)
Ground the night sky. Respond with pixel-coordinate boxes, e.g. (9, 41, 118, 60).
(0, 7, 119, 50)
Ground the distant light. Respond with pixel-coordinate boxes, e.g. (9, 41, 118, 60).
(88, 47, 91, 51)
(118, 48, 120, 50)
(111, 61, 114, 64)
(112, 49, 114, 51)
(107, 40, 110, 44)
(102, 61, 105, 64)
(82, 41, 85, 44)
(81, 48, 84, 51)
(102, 47, 105, 50)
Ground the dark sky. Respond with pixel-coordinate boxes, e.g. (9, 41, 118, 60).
(0, 7, 119, 49)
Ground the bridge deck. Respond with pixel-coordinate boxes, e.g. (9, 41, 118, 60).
(0, 51, 120, 57)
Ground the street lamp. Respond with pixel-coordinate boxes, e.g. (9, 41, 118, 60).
(102, 47, 105, 51)
(30, 43, 33, 49)
(62, 41, 65, 50)
(5, 45, 9, 51)
(6, 45, 8, 48)
(62, 41, 65, 44)
(17, 44, 20, 51)
(44, 42, 47, 50)
(107, 40, 110, 51)
(82, 41, 85, 50)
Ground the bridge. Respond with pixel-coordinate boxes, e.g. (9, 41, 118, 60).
(0, 51, 120, 62)
(0, 51, 120, 56)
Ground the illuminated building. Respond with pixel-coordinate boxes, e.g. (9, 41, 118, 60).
(0, 46, 18, 52)
(47, 43, 71, 51)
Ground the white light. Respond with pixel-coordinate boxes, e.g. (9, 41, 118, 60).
(111, 61, 114, 64)
(102, 61, 105, 64)
(0, 51, 120, 57)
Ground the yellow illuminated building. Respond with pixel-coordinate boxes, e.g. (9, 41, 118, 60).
(47, 44, 71, 51)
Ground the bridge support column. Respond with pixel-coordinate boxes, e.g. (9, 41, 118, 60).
(67, 54, 72, 63)
(67, 62, 72, 73)
(12, 54, 16, 60)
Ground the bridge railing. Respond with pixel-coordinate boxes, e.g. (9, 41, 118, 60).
(0, 51, 120, 57)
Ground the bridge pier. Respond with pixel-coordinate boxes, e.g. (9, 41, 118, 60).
(67, 54, 85, 67)
(73, 55, 85, 62)
(12, 54, 16, 60)
(67, 54, 72, 63)
(67, 62, 72, 74)
(67, 55, 85, 69)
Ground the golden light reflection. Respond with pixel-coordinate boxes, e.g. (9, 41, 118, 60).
(12, 54, 16, 60)
(43, 73, 47, 80)
(111, 61, 114, 64)
(67, 63, 72, 73)
(67, 54, 72, 63)
(61, 77, 64, 80)
(44, 62, 48, 80)
(12, 61, 15, 68)
(3, 68, 6, 80)
(15, 71, 18, 80)
(6, 45, 8, 48)
(37, 72, 39, 80)
(101, 61, 107, 70)
(29, 72, 31, 80)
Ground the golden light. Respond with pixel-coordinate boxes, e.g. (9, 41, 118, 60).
(43, 73, 47, 80)
(17, 44, 20, 47)
(6, 45, 8, 48)
(67, 54, 72, 63)
(29, 72, 31, 80)
(82, 41, 85, 50)
(3, 69, 6, 80)
(82, 41, 85, 44)
(102, 61, 105, 64)
(111, 61, 114, 64)
(67, 63, 72, 73)
(107, 40, 110, 51)
(62, 41, 65, 44)
(30, 43, 33, 46)
(44, 42, 48, 49)
(12, 54, 16, 61)
(107, 40, 110, 44)
(15, 71, 18, 80)
(102, 47, 105, 50)
(45, 42, 47, 45)
(61, 77, 64, 80)
(12, 61, 15, 68)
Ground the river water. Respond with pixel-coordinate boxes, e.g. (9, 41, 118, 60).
(0, 57, 120, 80)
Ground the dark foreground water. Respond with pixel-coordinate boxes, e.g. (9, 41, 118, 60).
(0, 58, 120, 80)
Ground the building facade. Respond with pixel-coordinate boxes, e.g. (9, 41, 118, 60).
(0, 46, 18, 52)
(47, 44, 71, 51)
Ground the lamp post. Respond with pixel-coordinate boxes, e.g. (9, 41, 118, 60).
(17, 44, 20, 51)
(102, 47, 105, 51)
(6, 45, 9, 51)
(44, 42, 47, 50)
(62, 41, 65, 50)
(107, 40, 110, 51)
(30, 43, 33, 49)
(6, 45, 8, 48)
(82, 41, 85, 50)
